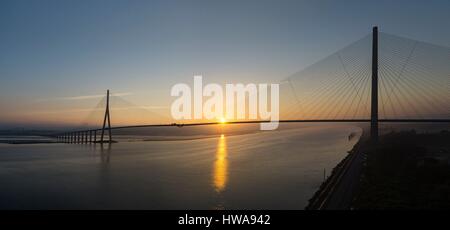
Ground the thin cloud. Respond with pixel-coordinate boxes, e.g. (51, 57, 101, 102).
(139, 106, 168, 110)
(37, 92, 133, 102)
(29, 105, 168, 115)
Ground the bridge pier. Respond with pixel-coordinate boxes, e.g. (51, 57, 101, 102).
(59, 90, 113, 145)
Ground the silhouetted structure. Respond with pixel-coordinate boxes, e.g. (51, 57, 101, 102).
(100, 89, 113, 143)
(371, 26, 379, 142)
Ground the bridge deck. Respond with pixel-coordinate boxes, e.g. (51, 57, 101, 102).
(60, 119, 450, 134)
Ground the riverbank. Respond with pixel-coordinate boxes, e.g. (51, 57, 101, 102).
(307, 129, 450, 210)
(305, 131, 369, 210)
(353, 130, 450, 209)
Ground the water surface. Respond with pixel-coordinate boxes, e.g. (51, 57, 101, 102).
(0, 124, 361, 209)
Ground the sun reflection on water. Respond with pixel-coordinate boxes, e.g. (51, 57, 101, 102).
(213, 134, 228, 193)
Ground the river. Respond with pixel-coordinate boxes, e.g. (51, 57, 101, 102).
(0, 123, 361, 209)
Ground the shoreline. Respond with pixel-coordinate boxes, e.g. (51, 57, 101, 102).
(307, 129, 450, 210)
(306, 131, 369, 210)
(0, 140, 57, 145)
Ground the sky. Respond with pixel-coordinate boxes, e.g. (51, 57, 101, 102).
(1, 0, 450, 128)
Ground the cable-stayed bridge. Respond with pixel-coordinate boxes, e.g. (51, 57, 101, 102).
(54, 27, 450, 144)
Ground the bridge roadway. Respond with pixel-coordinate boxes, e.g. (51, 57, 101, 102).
(55, 118, 450, 146)
(74, 119, 450, 133)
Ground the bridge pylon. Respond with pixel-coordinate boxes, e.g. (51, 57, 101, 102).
(370, 26, 379, 142)
(100, 89, 113, 143)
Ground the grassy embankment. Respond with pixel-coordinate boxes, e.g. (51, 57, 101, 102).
(353, 130, 450, 209)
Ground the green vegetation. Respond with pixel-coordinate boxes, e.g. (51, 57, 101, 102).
(353, 130, 450, 209)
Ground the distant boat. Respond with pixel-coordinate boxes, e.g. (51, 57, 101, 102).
(171, 123, 184, 128)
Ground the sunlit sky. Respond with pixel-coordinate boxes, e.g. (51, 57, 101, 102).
(1, 0, 449, 128)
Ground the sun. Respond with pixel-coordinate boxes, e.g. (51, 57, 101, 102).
(219, 117, 227, 124)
